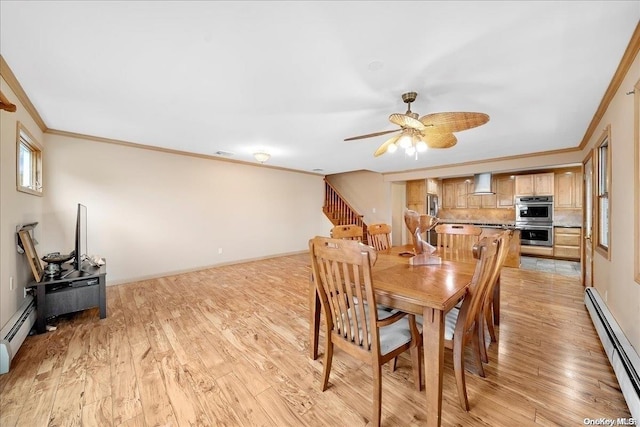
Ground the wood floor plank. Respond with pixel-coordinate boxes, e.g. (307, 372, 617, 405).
(0, 253, 630, 426)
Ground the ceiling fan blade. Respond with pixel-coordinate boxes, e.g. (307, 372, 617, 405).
(419, 112, 490, 133)
(374, 134, 402, 157)
(344, 129, 399, 141)
(420, 132, 458, 149)
(389, 113, 424, 130)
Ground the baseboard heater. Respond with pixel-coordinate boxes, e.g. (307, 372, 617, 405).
(585, 287, 639, 419)
(0, 295, 36, 374)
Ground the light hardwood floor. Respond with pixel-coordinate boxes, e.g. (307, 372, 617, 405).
(0, 253, 631, 426)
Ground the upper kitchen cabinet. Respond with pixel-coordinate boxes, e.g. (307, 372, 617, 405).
(555, 168, 583, 209)
(406, 179, 427, 213)
(495, 176, 515, 208)
(426, 178, 438, 195)
(443, 177, 497, 209)
(514, 172, 554, 196)
(442, 178, 468, 208)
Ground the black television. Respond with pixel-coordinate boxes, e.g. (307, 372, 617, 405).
(74, 203, 88, 271)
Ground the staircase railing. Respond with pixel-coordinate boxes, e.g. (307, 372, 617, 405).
(323, 179, 368, 241)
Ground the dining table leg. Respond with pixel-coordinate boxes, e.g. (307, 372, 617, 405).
(309, 280, 320, 360)
(423, 306, 445, 427)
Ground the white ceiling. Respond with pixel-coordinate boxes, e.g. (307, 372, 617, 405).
(1, 1, 638, 175)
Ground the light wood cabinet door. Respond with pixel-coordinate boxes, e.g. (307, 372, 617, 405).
(555, 173, 575, 208)
(426, 178, 438, 195)
(515, 173, 554, 196)
(555, 170, 583, 208)
(534, 173, 554, 196)
(496, 176, 515, 208)
(406, 179, 426, 213)
(455, 181, 468, 208)
(515, 175, 534, 196)
(442, 181, 455, 209)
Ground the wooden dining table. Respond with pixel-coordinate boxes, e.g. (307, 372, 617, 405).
(308, 245, 478, 427)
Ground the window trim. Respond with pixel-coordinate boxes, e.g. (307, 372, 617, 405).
(594, 125, 611, 259)
(16, 122, 43, 197)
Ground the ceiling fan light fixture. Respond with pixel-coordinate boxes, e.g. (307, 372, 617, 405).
(405, 145, 416, 156)
(398, 132, 413, 149)
(253, 152, 271, 163)
(416, 140, 428, 152)
(386, 143, 398, 153)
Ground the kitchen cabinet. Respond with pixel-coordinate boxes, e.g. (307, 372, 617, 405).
(555, 170, 583, 209)
(514, 172, 554, 196)
(441, 179, 467, 209)
(426, 178, 439, 195)
(468, 191, 497, 208)
(442, 181, 456, 209)
(553, 227, 581, 260)
(496, 176, 515, 208)
(406, 179, 426, 213)
(454, 180, 469, 208)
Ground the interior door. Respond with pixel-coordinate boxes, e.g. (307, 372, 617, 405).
(582, 153, 594, 287)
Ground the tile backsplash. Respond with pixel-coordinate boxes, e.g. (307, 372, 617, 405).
(438, 208, 515, 223)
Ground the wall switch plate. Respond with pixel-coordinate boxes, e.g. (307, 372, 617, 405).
(218, 248, 223, 254)
(9, 277, 14, 291)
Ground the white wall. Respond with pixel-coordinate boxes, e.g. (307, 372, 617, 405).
(41, 134, 332, 285)
(0, 76, 45, 329)
(326, 170, 392, 225)
(587, 52, 640, 350)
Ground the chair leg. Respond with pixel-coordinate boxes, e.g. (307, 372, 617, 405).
(478, 314, 489, 365)
(471, 325, 486, 378)
(409, 314, 422, 390)
(372, 364, 382, 427)
(390, 357, 397, 371)
(453, 336, 470, 411)
(410, 343, 422, 391)
(321, 337, 333, 391)
(485, 302, 497, 343)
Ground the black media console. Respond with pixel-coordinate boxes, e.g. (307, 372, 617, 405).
(27, 262, 107, 334)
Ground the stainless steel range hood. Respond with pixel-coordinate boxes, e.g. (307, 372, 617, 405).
(472, 173, 495, 195)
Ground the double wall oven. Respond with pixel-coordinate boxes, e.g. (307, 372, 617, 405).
(515, 196, 553, 246)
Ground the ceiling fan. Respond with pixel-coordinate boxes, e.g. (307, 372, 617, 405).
(344, 92, 489, 157)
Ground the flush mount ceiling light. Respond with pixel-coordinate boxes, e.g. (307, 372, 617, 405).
(344, 91, 490, 158)
(253, 152, 271, 163)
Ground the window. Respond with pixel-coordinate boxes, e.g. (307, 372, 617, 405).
(16, 122, 43, 196)
(595, 126, 610, 258)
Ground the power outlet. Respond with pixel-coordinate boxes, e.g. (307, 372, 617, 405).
(604, 290, 608, 302)
(9, 276, 14, 291)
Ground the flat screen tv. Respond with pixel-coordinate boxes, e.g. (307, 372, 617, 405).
(74, 203, 88, 271)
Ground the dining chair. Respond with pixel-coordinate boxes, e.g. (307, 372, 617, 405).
(308, 236, 421, 427)
(367, 223, 392, 251)
(435, 223, 482, 256)
(408, 235, 499, 411)
(478, 230, 513, 363)
(330, 224, 364, 241)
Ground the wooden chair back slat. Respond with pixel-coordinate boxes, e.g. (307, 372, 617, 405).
(367, 223, 392, 251)
(435, 224, 482, 256)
